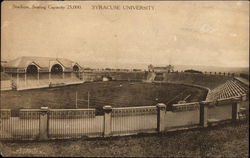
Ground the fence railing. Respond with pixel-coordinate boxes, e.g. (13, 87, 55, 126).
(111, 106, 158, 136)
(0, 109, 40, 140)
(166, 102, 200, 130)
(48, 109, 103, 139)
(0, 96, 247, 140)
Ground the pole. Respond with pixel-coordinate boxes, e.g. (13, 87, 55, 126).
(49, 60, 51, 83)
(17, 71, 19, 88)
(37, 69, 39, 84)
(88, 91, 90, 109)
(76, 91, 78, 109)
(25, 72, 27, 86)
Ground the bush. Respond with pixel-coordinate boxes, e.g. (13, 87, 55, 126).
(184, 69, 203, 74)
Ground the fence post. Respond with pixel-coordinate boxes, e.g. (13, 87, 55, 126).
(39, 107, 49, 140)
(232, 97, 241, 121)
(200, 101, 208, 127)
(103, 105, 112, 137)
(156, 103, 166, 132)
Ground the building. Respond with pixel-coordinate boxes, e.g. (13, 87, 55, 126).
(2, 56, 84, 90)
(148, 64, 174, 73)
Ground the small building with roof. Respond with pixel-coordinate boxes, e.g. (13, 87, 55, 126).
(2, 56, 84, 90)
(148, 64, 174, 73)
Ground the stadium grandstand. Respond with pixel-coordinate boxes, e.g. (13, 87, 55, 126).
(1, 56, 84, 90)
(206, 78, 249, 101)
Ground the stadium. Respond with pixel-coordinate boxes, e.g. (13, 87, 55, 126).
(1, 56, 247, 109)
(0, 55, 249, 157)
(1, 1, 249, 156)
(0, 56, 248, 113)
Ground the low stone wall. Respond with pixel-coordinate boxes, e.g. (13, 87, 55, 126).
(166, 102, 200, 129)
(207, 97, 235, 122)
(165, 110, 200, 129)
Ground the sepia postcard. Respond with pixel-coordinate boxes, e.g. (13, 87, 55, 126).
(0, 0, 249, 157)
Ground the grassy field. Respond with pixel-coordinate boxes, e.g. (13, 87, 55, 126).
(0, 122, 248, 157)
(0, 81, 207, 114)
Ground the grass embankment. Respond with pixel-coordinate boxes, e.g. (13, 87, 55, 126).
(0, 122, 248, 157)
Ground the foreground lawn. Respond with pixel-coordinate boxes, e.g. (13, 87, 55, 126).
(0, 122, 248, 157)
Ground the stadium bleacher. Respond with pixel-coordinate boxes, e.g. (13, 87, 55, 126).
(153, 72, 248, 101)
(206, 79, 249, 101)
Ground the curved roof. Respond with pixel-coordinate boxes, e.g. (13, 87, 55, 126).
(4, 56, 82, 72)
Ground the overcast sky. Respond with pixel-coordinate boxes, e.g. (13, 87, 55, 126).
(1, 1, 249, 68)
